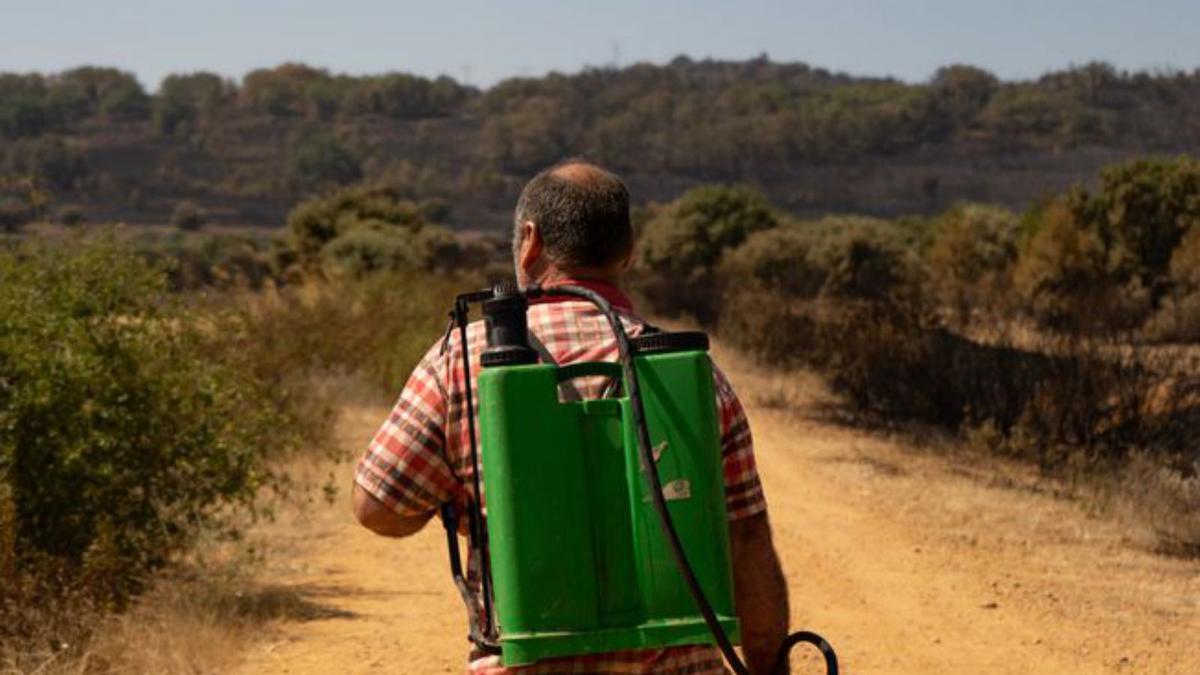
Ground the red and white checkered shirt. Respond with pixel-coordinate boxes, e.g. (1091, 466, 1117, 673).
(355, 279, 766, 674)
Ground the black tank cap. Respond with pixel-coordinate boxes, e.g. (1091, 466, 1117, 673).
(630, 331, 709, 354)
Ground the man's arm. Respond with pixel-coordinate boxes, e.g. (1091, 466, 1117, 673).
(731, 511, 789, 675)
(353, 339, 459, 539)
(352, 481, 435, 538)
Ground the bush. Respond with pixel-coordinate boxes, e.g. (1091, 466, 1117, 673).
(286, 184, 427, 266)
(140, 231, 275, 290)
(56, 203, 85, 226)
(170, 200, 206, 231)
(1144, 225, 1200, 342)
(0, 197, 31, 232)
(1068, 156, 1200, 294)
(636, 185, 778, 323)
(1014, 200, 1148, 333)
(288, 133, 363, 190)
(322, 227, 422, 278)
(0, 241, 298, 602)
(925, 203, 1019, 324)
(217, 271, 468, 395)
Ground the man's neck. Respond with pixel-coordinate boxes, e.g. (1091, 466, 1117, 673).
(536, 267, 623, 289)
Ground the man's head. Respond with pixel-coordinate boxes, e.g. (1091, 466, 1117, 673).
(512, 160, 633, 286)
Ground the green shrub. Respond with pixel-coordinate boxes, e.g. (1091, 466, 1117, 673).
(805, 216, 924, 303)
(0, 241, 298, 600)
(322, 227, 422, 278)
(1068, 156, 1200, 293)
(718, 226, 824, 298)
(636, 185, 778, 323)
(287, 133, 362, 190)
(286, 184, 428, 268)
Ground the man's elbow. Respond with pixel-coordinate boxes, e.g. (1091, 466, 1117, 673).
(352, 484, 430, 538)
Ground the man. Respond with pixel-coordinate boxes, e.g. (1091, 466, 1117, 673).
(353, 160, 790, 674)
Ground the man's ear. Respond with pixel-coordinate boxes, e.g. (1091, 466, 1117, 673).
(619, 245, 635, 272)
(518, 221, 542, 276)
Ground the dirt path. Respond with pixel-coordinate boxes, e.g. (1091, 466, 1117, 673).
(232, 347, 1199, 674)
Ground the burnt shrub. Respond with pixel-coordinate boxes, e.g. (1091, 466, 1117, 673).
(56, 203, 85, 226)
(1144, 226, 1200, 343)
(170, 200, 206, 231)
(925, 203, 1020, 325)
(718, 211, 1164, 465)
(0, 197, 31, 232)
(719, 218, 944, 417)
(1013, 199, 1149, 334)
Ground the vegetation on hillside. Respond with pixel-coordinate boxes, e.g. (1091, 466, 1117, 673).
(634, 155, 1200, 553)
(2, 59, 1199, 230)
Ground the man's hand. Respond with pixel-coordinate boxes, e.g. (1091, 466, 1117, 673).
(731, 511, 789, 674)
(352, 483, 434, 537)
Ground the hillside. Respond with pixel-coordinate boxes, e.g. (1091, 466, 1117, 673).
(2, 58, 1199, 231)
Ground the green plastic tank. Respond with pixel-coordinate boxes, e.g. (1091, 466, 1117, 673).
(478, 333, 740, 666)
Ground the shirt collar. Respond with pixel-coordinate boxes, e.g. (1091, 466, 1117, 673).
(529, 277, 635, 312)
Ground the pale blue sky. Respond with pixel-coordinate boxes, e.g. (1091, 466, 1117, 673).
(1, 0, 1197, 91)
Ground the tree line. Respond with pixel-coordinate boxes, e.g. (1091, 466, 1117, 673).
(1, 58, 1198, 230)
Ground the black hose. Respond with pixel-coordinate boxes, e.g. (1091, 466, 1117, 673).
(454, 298, 497, 642)
(536, 284, 837, 675)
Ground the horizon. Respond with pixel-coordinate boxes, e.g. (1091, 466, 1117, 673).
(4, 53, 1199, 94)
(2, 0, 1199, 91)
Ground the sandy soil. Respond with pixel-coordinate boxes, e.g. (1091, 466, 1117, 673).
(230, 347, 1199, 675)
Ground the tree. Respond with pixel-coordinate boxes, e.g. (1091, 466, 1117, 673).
(98, 79, 150, 121)
(241, 63, 329, 118)
(931, 64, 998, 132)
(155, 72, 229, 135)
(0, 75, 52, 137)
(57, 67, 148, 120)
(1068, 156, 1200, 293)
(288, 133, 363, 191)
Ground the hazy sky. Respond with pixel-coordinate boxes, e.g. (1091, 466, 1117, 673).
(2, 0, 1198, 91)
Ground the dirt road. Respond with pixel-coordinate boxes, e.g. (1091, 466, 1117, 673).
(232, 347, 1199, 674)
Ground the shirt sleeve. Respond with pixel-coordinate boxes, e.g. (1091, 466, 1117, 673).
(354, 342, 462, 516)
(713, 364, 768, 521)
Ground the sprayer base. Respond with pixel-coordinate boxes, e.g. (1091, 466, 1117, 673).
(499, 616, 740, 666)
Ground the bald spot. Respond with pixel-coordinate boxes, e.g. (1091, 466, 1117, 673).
(548, 161, 612, 187)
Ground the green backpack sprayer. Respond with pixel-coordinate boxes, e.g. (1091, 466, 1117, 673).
(438, 282, 838, 675)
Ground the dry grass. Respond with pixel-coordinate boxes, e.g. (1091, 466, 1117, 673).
(0, 382, 360, 675)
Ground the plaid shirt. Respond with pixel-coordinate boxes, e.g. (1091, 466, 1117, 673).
(355, 279, 766, 674)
